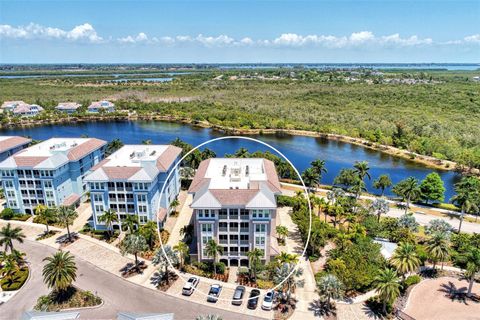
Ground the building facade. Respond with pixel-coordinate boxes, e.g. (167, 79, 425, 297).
(0, 138, 107, 214)
(1, 101, 44, 117)
(85, 145, 182, 230)
(56, 102, 82, 114)
(0, 136, 31, 162)
(87, 100, 115, 113)
(188, 158, 281, 267)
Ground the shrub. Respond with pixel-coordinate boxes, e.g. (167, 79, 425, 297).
(214, 262, 226, 275)
(11, 214, 31, 222)
(277, 195, 296, 207)
(0, 208, 15, 220)
(404, 275, 422, 287)
(257, 279, 274, 289)
(432, 203, 460, 212)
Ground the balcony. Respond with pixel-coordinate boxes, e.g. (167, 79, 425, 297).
(240, 215, 249, 220)
(219, 227, 228, 232)
(219, 214, 228, 220)
(229, 214, 239, 219)
(219, 239, 228, 245)
(240, 240, 249, 245)
(240, 228, 249, 233)
(229, 227, 239, 232)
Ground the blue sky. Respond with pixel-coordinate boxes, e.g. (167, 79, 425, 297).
(0, 0, 479, 63)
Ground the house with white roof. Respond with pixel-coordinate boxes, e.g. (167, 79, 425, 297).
(188, 158, 281, 267)
(56, 102, 82, 114)
(85, 144, 181, 230)
(88, 100, 115, 113)
(0, 138, 107, 214)
(0, 136, 31, 162)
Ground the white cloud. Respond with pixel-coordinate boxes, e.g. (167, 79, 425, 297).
(118, 32, 149, 44)
(0, 23, 102, 43)
(464, 34, 480, 43)
(1, 23, 478, 49)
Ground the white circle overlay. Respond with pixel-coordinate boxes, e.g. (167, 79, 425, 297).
(155, 136, 313, 302)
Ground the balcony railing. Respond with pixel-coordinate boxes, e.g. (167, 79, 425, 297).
(240, 215, 249, 220)
(219, 215, 228, 220)
(229, 227, 239, 232)
(240, 240, 249, 245)
(219, 227, 228, 232)
(229, 214, 239, 219)
(240, 228, 249, 233)
(219, 239, 228, 244)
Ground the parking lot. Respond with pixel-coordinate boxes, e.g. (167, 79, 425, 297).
(166, 273, 274, 319)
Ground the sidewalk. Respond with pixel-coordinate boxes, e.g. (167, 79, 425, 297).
(277, 207, 318, 320)
(167, 192, 194, 247)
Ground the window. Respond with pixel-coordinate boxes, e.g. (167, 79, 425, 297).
(137, 194, 147, 203)
(47, 201, 55, 207)
(6, 190, 15, 198)
(45, 191, 54, 199)
(93, 194, 103, 202)
(252, 209, 270, 218)
(255, 224, 266, 233)
(255, 236, 266, 246)
(138, 205, 147, 214)
(44, 180, 53, 188)
(8, 200, 17, 207)
(201, 224, 213, 232)
(139, 215, 148, 224)
(95, 205, 104, 213)
(4, 180, 14, 188)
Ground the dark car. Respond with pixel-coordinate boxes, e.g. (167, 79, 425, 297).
(247, 289, 261, 309)
(232, 286, 246, 305)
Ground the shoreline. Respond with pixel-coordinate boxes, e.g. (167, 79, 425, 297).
(0, 113, 472, 173)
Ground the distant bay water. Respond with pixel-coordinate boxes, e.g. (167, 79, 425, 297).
(0, 120, 461, 200)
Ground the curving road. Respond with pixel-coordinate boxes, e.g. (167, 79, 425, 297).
(0, 240, 261, 320)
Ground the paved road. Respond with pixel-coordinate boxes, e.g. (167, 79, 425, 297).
(0, 240, 261, 320)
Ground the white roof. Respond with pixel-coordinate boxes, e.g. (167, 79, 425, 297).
(107, 145, 168, 167)
(203, 158, 267, 189)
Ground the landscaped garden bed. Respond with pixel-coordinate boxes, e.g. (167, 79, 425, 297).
(0, 266, 29, 291)
(34, 286, 102, 311)
(36, 230, 60, 241)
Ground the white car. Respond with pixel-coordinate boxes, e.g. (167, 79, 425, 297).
(182, 276, 199, 296)
(261, 291, 275, 310)
(207, 284, 222, 302)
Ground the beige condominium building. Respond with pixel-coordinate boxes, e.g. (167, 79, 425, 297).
(188, 158, 281, 267)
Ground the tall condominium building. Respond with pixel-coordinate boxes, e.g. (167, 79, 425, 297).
(0, 138, 107, 214)
(85, 145, 182, 230)
(0, 136, 31, 162)
(189, 158, 281, 267)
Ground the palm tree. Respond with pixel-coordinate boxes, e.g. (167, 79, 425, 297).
(311, 159, 327, 183)
(451, 176, 480, 233)
(1, 254, 19, 286)
(123, 214, 139, 234)
(120, 234, 148, 271)
(170, 198, 180, 214)
(0, 223, 26, 252)
(312, 196, 328, 222)
(276, 252, 299, 264)
(173, 242, 189, 270)
(152, 245, 180, 285)
(106, 138, 124, 156)
(247, 248, 264, 280)
(142, 139, 152, 145)
(316, 274, 344, 309)
(98, 209, 118, 237)
(390, 242, 420, 280)
(426, 232, 450, 270)
(57, 205, 78, 242)
(204, 239, 223, 275)
(179, 224, 194, 244)
(302, 167, 320, 192)
(371, 198, 390, 222)
(394, 177, 422, 214)
(10, 249, 26, 267)
(459, 247, 480, 297)
(373, 174, 393, 197)
(273, 262, 304, 303)
(276, 225, 289, 244)
(139, 221, 158, 249)
(35, 204, 57, 233)
(354, 161, 371, 181)
(374, 268, 401, 315)
(234, 147, 249, 158)
(42, 251, 77, 295)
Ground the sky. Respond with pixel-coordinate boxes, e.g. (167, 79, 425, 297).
(0, 0, 479, 63)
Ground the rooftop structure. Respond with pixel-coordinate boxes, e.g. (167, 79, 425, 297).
(85, 145, 182, 229)
(0, 137, 107, 214)
(1, 101, 44, 117)
(189, 158, 281, 267)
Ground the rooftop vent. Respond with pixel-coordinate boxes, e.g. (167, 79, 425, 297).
(245, 165, 249, 176)
(150, 150, 156, 156)
(129, 152, 135, 159)
(222, 165, 227, 176)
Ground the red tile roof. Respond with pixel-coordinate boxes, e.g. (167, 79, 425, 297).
(188, 158, 211, 193)
(0, 136, 31, 153)
(102, 166, 142, 179)
(262, 159, 282, 193)
(157, 208, 168, 221)
(62, 193, 81, 206)
(210, 189, 259, 205)
(67, 138, 106, 161)
(13, 156, 48, 167)
(156, 145, 182, 171)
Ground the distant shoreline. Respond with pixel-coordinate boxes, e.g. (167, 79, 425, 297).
(1, 113, 472, 174)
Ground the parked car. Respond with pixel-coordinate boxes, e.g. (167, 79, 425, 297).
(182, 276, 199, 296)
(207, 284, 222, 302)
(232, 286, 246, 305)
(262, 290, 275, 310)
(247, 289, 261, 309)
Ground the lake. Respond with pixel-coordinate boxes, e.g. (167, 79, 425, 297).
(0, 120, 460, 199)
